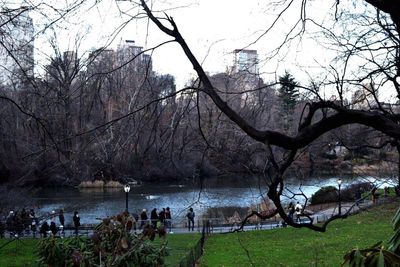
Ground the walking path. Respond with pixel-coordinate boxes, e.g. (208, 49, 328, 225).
(0, 199, 382, 238)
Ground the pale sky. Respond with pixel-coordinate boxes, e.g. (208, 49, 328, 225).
(112, 0, 337, 88)
(8, 0, 392, 100)
(21, 0, 337, 88)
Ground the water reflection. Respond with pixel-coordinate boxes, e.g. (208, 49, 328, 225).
(29, 176, 394, 225)
(79, 187, 123, 193)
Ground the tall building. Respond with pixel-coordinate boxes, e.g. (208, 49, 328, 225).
(87, 40, 152, 75)
(232, 49, 258, 75)
(0, 6, 34, 87)
(116, 39, 149, 72)
(230, 49, 261, 107)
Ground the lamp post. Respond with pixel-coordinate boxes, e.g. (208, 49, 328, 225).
(338, 179, 342, 215)
(124, 184, 131, 212)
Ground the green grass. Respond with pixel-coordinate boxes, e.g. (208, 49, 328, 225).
(0, 233, 200, 267)
(1, 202, 398, 267)
(0, 238, 38, 267)
(362, 186, 397, 198)
(155, 233, 201, 266)
(201, 201, 400, 267)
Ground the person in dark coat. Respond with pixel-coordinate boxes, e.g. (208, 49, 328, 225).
(29, 209, 35, 218)
(372, 187, 379, 204)
(158, 208, 166, 224)
(39, 221, 49, 238)
(73, 211, 80, 235)
(150, 208, 158, 228)
(49, 221, 57, 235)
(288, 202, 295, 221)
(29, 209, 37, 236)
(165, 207, 172, 233)
(14, 212, 24, 235)
(59, 209, 65, 227)
(6, 211, 15, 233)
(186, 208, 195, 231)
(140, 209, 148, 229)
(0, 219, 5, 238)
(21, 208, 29, 232)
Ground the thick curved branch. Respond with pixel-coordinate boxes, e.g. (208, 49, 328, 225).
(141, 1, 400, 153)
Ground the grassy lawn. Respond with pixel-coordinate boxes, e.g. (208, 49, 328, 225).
(0, 233, 200, 267)
(201, 201, 400, 267)
(0, 238, 38, 267)
(155, 233, 201, 266)
(1, 201, 398, 267)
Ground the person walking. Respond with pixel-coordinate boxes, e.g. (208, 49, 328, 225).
(29, 209, 37, 237)
(186, 208, 195, 231)
(288, 202, 295, 221)
(59, 209, 65, 227)
(372, 187, 378, 204)
(39, 221, 49, 238)
(49, 221, 57, 235)
(6, 211, 14, 234)
(150, 208, 158, 228)
(21, 208, 29, 233)
(294, 202, 302, 222)
(73, 211, 80, 235)
(158, 208, 166, 225)
(140, 209, 148, 229)
(165, 207, 172, 233)
(58, 209, 65, 235)
(0, 219, 4, 238)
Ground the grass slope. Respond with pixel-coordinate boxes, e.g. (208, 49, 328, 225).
(0, 238, 38, 266)
(155, 233, 201, 266)
(201, 202, 399, 267)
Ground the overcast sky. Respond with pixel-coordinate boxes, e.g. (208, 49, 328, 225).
(13, 0, 338, 88)
(7, 0, 382, 99)
(110, 0, 336, 88)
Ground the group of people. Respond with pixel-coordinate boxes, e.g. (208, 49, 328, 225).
(138, 207, 173, 232)
(1, 206, 197, 237)
(1, 208, 40, 237)
(287, 202, 303, 222)
(0, 208, 81, 238)
(137, 206, 195, 232)
(39, 210, 81, 237)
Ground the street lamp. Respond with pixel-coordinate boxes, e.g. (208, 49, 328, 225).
(124, 184, 131, 212)
(338, 179, 342, 215)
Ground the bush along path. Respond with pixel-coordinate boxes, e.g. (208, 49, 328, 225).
(37, 211, 167, 267)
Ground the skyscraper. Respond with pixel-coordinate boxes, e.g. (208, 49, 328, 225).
(231, 49, 260, 107)
(232, 49, 258, 75)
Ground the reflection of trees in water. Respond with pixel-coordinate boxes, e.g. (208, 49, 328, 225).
(8, 176, 392, 225)
(78, 187, 122, 194)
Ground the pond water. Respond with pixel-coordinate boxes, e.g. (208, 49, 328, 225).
(30, 176, 395, 225)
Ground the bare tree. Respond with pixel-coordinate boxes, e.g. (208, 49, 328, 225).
(138, 0, 400, 231)
(1, 1, 400, 234)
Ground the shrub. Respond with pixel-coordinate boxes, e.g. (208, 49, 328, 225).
(310, 183, 374, 205)
(37, 211, 167, 266)
(310, 186, 338, 205)
(342, 182, 373, 201)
